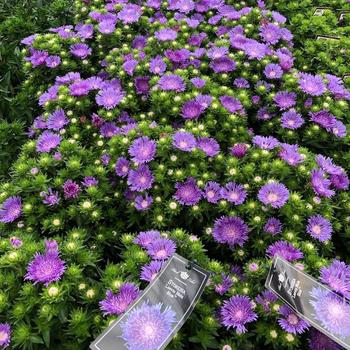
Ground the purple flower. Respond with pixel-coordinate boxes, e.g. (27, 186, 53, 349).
(234, 78, 249, 88)
(100, 122, 119, 138)
(307, 215, 332, 242)
(266, 241, 303, 262)
(120, 302, 176, 350)
(36, 131, 61, 153)
(158, 74, 186, 92)
(320, 260, 350, 298)
(147, 238, 176, 260)
(253, 136, 279, 150)
(215, 274, 233, 295)
(264, 64, 283, 79)
(257, 107, 273, 120)
(264, 217, 282, 235)
(219, 295, 258, 334)
(135, 76, 150, 95)
(117, 4, 142, 24)
(140, 261, 164, 282)
(98, 20, 116, 34)
(260, 23, 282, 44)
(99, 283, 140, 316)
(155, 28, 177, 41)
(82, 176, 98, 187)
(244, 41, 268, 60)
(101, 154, 110, 166)
(63, 180, 81, 199)
(134, 194, 153, 211)
(213, 216, 249, 247)
(25, 49, 48, 67)
(281, 110, 304, 129)
(115, 157, 131, 177)
(127, 165, 154, 192)
(197, 137, 220, 156)
(311, 169, 335, 198)
(181, 100, 205, 119)
(174, 178, 202, 206)
(123, 59, 138, 76)
(129, 137, 157, 164)
(279, 143, 304, 166)
(191, 77, 206, 88)
(310, 110, 337, 130)
(278, 304, 309, 334)
(299, 73, 326, 96)
(210, 57, 236, 73)
(96, 88, 125, 109)
(42, 188, 60, 206)
(207, 46, 228, 59)
(10, 237, 22, 248)
(330, 172, 349, 190)
(230, 143, 248, 158)
(134, 230, 162, 248)
(204, 182, 222, 203)
(47, 109, 69, 131)
(25, 251, 65, 286)
(309, 287, 350, 338)
(308, 329, 342, 350)
(258, 182, 289, 208)
(256, 290, 278, 312)
(45, 55, 61, 68)
(69, 80, 91, 96)
(220, 96, 243, 114)
(0, 196, 22, 223)
(316, 155, 343, 175)
(274, 91, 297, 110)
(45, 240, 58, 253)
(149, 56, 167, 75)
(172, 131, 196, 152)
(0, 324, 11, 348)
(70, 43, 91, 59)
(220, 182, 247, 205)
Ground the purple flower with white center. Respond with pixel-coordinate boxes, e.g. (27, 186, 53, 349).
(307, 215, 332, 242)
(279, 143, 304, 166)
(63, 180, 81, 199)
(281, 109, 304, 129)
(45, 55, 61, 68)
(266, 241, 303, 262)
(53, 152, 62, 161)
(316, 155, 343, 175)
(220, 96, 243, 114)
(135, 76, 150, 95)
(47, 109, 69, 131)
(0, 196, 22, 223)
(204, 182, 222, 203)
(21, 34, 37, 45)
(219, 295, 258, 334)
(230, 143, 248, 158)
(190, 77, 206, 88)
(278, 304, 309, 334)
(215, 274, 233, 295)
(258, 182, 289, 208)
(207, 46, 228, 59)
(260, 23, 282, 44)
(310, 110, 337, 131)
(195, 94, 212, 108)
(132, 35, 147, 49)
(174, 178, 202, 206)
(82, 176, 98, 187)
(274, 91, 297, 110)
(96, 88, 125, 109)
(155, 28, 177, 41)
(25, 251, 66, 286)
(320, 260, 350, 299)
(0, 324, 11, 348)
(158, 74, 185, 92)
(149, 56, 166, 75)
(244, 41, 268, 60)
(98, 20, 116, 34)
(308, 329, 341, 350)
(134, 194, 153, 211)
(69, 80, 91, 96)
(120, 302, 176, 350)
(129, 137, 156, 164)
(25, 49, 48, 67)
(99, 283, 140, 316)
(220, 182, 247, 205)
(299, 73, 326, 96)
(331, 120, 347, 138)
(172, 131, 196, 152)
(123, 59, 138, 76)
(309, 287, 350, 338)
(101, 154, 110, 166)
(76, 23, 94, 39)
(36, 131, 61, 153)
(127, 165, 154, 192)
(115, 157, 131, 178)
(165, 48, 191, 63)
(331, 172, 350, 190)
(70, 43, 91, 59)
(134, 230, 162, 248)
(100, 122, 119, 138)
(213, 216, 249, 247)
(257, 107, 273, 121)
(252, 135, 279, 150)
(311, 169, 335, 198)
(197, 137, 220, 157)
(176, 0, 195, 13)
(147, 238, 176, 260)
(210, 57, 236, 73)
(234, 77, 249, 88)
(263, 217, 282, 235)
(264, 64, 283, 79)
(117, 4, 142, 24)
(140, 261, 164, 282)
(181, 100, 205, 119)
(255, 290, 278, 312)
(42, 188, 60, 206)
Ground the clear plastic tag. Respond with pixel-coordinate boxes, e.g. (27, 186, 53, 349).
(90, 253, 211, 350)
(266, 255, 350, 350)
(313, 7, 331, 16)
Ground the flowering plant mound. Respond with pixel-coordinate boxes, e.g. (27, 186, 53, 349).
(1, 0, 350, 349)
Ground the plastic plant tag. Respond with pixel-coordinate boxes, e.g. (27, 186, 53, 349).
(313, 7, 331, 16)
(90, 253, 211, 350)
(316, 35, 340, 41)
(266, 255, 350, 350)
(339, 11, 350, 24)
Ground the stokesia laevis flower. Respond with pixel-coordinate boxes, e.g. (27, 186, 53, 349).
(210, 57, 236, 73)
(298, 73, 326, 96)
(213, 216, 249, 247)
(134, 194, 153, 211)
(117, 4, 142, 24)
(120, 302, 176, 350)
(115, 157, 131, 177)
(197, 137, 220, 157)
(63, 180, 81, 199)
(158, 74, 185, 92)
(309, 287, 350, 338)
(308, 329, 342, 350)
(174, 177, 202, 206)
(42, 188, 60, 206)
(172, 131, 197, 152)
(315, 155, 343, 175)
(281, 109, 304, 130)
(307, 215, 332, 242)
(264, 63, 283, 79)
(311, 169, 335, 198)
(255, 290, 278, 312)
(252, 135, 279, 150)
(129, 136, 157, 164)
(46, 109, 69, 131)
(278, 143, 304, 166)
(204, 181, 222, 203)
(70, 43, 91, 59)
(220, 182, 247, 205)
(25, 251, 66, 286)
(181, 100, 205, 119)
(215, 274, 233, 295)
(155, 28, 177, 41)
(258, 182, 289, 208)
(219, 295, 257, 334)
(230, 143, 248, 158)
(0, 196, 22, 223)
(127, 165, 154, 192)
(266, 241, 303, 262)
(99, 283, 140, 316)
(140, 260, 164, 282)
(263, 217, 282, 235)
(134, 230, 162, 248)
(320, 260, 350, 298)
(278, 304, 309, 334)
(96, 88, 125, 109)
(146, 238, 176, 260)
(0, 324, 11, 348)
(36, 131, 61, 153)
(82, 176, 98, 187)
(220, 96, 243, 114)
(274, 91, 296, 110)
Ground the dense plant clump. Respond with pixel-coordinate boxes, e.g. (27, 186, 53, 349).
(1, 0, 350, 349)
